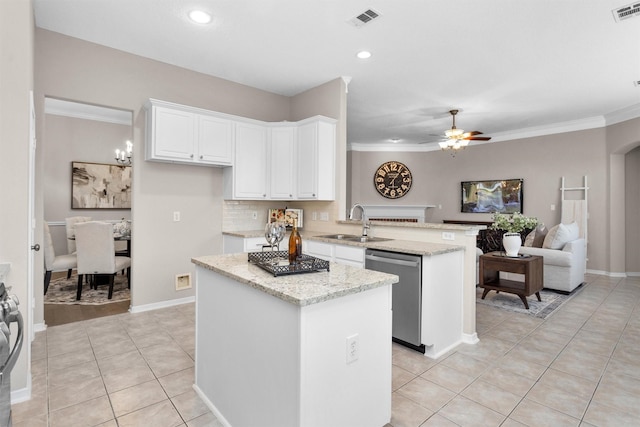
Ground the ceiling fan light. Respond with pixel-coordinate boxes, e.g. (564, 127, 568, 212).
(189, 10, 212, 24)
(445, 128, 464, 138)
(459, 139, 469, 147)
(438, 141, 449, 149)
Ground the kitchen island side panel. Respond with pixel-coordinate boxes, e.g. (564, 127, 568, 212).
(195, 267, 301, 427)
(195, 266, 393, 427)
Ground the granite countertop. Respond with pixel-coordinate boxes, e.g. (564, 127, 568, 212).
(192, 253, 399, 307)
(336, 220, 487, 231)
(223, 229, 465, 256)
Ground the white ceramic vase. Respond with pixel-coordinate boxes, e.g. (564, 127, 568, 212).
(502, 233, 521, 257)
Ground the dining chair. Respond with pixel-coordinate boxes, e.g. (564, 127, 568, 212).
(43, 222, 77, 294)
(75, 221, 131, 300)
(64, 216, 91, 278)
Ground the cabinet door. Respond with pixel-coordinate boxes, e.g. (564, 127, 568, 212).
(296, 120, 335, 200)
(150, 106, 196, 161)
(296, 122, 319, 199)
(198, 115, 233, 165)
(270, 127, 296, 200)
(233, 122, 268, 199)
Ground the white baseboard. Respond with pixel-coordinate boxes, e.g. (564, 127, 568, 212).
(129, 296, 195, 314)
(193, 384, 231, 427)
(33, 322, 47, 333)
(462, 332, 479, 345)
(11, 376, 31, 404)
(586, 269, 628, 278)
(627, 272, 640, 277)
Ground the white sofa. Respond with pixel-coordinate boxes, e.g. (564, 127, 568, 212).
(519, 238, 586, 293)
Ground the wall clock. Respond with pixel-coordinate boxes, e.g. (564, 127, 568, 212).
(373, 161, 412, 199)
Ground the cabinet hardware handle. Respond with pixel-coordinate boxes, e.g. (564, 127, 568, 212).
(190, 154, 194, 158)
(200, 155, 203, 159)
(31, 244, 40, 251)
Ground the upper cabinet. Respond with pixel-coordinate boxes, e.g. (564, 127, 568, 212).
(223, 122, 268, 199)
(145, 99, 233, 166)
(145, 99, 336, 201)
(296, 118, 336, 201)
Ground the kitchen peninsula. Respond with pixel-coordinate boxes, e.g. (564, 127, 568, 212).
(191, 253, 399, 427)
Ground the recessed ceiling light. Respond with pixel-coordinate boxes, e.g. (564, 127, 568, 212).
(189, 10, 212, 24)
(390, 138, 400, 143)
(356, 50, 372, 59)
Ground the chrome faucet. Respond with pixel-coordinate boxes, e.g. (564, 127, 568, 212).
(349, 203, 369, 237)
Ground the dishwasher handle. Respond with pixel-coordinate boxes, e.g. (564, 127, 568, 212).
(365, 253, 420, 268)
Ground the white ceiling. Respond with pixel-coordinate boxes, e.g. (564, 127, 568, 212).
(33, 0, 640, 150)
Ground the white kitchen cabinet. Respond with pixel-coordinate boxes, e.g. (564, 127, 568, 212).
(304, 240, 364, 268)
(223, 235, 269, 254)
(269, 126, 296, 200)
(224, 121, 269, 199)
(296, 117, 336, 200)
(146, 104, 196, 162)
(145, 99, 233, 166)
(197, 115, 233, 165)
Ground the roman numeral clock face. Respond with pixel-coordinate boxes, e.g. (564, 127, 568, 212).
(374, 161, 412, 199)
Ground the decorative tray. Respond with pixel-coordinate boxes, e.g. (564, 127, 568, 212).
(248, 250, 330, 277)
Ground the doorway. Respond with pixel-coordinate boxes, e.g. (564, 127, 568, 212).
(42, 98, 133, 326)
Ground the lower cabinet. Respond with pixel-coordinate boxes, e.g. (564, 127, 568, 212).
(304, 240, 365, 268)
(223, 235, 269, 254)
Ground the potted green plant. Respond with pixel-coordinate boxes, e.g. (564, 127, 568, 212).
(490, 212, 538, 256)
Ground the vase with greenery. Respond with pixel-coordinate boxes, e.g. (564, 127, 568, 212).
(490, 212, 538, 256)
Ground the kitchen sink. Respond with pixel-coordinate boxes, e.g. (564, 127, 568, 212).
(343, 236, 393, 243)
(316, 234, 392, 243)
(316, 234, 360, 240)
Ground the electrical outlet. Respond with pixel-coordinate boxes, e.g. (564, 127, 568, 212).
(550, 204, 556, 211)
(312, 211, 318, 221)
(346, 334, 359, 364)
(252, 211, 258, 220)
(320, 212, 329, 221)
(442, 232, 455, 241)
(173, 211, 180, 222)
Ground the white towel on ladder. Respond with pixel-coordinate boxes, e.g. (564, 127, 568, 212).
(561, 199, 587, 240)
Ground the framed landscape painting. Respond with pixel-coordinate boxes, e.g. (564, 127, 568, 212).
(72, 161, 131, 209)
(461, 178, 523, 214)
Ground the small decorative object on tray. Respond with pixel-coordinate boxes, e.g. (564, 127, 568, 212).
(248, 250, 330, 277)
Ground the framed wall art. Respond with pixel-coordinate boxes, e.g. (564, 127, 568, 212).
(72, 161, 131, 209)
(461, 178, 523, 214)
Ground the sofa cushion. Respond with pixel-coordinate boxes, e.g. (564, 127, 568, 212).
(524, 224, 547, 247)
(518, 246, 573, 267)
(543, 222, 579, 250)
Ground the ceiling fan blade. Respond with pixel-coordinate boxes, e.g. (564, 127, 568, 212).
(466, 131, 483, 136)
(464, 136, 492, 141)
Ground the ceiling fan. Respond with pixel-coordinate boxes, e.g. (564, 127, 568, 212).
(438, 109, 491, 154)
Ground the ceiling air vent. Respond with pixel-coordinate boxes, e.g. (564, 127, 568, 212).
(348, 8, 381, 27)
(612, 2, 640, 22)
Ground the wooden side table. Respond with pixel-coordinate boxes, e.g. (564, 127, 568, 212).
(479, 252, 544, 309)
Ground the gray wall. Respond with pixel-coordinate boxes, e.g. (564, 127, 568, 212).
(349, 123, 640, 274)
(626, 146, 640, 273)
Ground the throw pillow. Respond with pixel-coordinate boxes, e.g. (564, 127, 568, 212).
(524, 230, 535, 247)
(543, 222, 579, 250)
(532, 224, 547, 248)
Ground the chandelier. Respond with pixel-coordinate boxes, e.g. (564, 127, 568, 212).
(115, 140, 132, 166)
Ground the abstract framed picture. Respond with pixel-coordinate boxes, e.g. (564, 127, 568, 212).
(461, 178, 523, 214)
(72, 161, 131, 209)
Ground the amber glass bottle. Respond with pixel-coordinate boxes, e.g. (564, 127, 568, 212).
(288, 218, 302, 264)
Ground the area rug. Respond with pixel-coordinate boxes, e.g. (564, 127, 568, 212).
(44, 274, 130, 305)
(476, 284, 585, 319)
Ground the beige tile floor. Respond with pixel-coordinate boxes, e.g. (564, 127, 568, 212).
(12, 273, 640, 426)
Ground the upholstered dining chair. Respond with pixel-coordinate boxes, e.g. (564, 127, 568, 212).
(75, 221, 131, 300)
(43, 222, 77, 295)
(64, 216, 91, 278)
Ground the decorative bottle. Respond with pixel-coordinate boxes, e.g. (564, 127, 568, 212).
(288, 218, 302, 264)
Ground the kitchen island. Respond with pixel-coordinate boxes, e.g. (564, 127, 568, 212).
(191, 253, 399, 427)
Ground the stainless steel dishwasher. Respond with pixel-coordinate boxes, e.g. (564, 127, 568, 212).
(365, 249, 424, 353)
